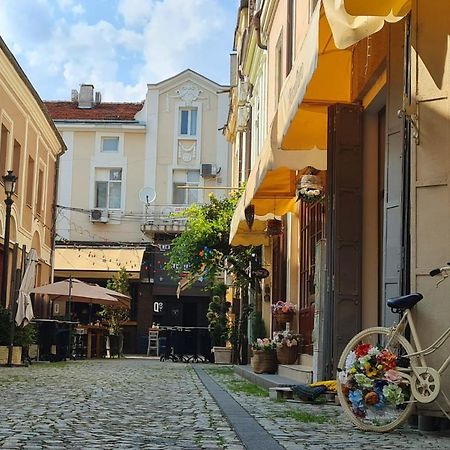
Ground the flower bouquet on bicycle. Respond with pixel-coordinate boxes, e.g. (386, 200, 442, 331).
(337, 263, 450, 432)
(338, 341, 412, 427)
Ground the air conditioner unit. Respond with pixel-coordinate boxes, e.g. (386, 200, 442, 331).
(237, 81, 250, 105)
(90, 209, 109, 223)
(236, 105, 250, 132)
(201, 163, 217, 178)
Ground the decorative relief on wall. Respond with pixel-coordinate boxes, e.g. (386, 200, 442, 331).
(177, 83, 202, 104)
(166, 82, 208, 110)
(178, 141, 197, 164)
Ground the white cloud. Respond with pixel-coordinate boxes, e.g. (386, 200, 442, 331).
(71, 4, 85, 15)
(118, 0, 153, 28)
(0, 0, 235, 101)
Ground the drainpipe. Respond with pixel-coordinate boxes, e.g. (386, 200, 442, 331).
(253, 1, 267, 50)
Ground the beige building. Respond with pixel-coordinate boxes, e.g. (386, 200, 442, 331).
(45, 70, 230, 353)
(227, 0, 449, 423)
(0, 36, 65, 318)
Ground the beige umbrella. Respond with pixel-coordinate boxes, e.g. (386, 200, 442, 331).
(15, 249, 38, 327)
(92, 284, 131, 309)
(30, 278, 120, 307)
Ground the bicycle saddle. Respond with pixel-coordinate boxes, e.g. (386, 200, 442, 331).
(387, 293, 423, 310)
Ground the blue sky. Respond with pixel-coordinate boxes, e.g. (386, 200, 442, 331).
(0, 0, 239, 101)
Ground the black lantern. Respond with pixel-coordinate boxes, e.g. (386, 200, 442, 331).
(244, 204, 255, 230)
(3, 170, 17, 198)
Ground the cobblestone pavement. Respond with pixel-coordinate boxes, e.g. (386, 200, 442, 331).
(204, 366, 450, 450)
(0, 360, 449, 450)
(0, 360, 243, 449)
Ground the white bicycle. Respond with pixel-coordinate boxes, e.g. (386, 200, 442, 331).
(337, 264, 450, 432)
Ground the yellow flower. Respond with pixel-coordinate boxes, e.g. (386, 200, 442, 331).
(349, 367, 356, 374)
(364, 362, 378, 378)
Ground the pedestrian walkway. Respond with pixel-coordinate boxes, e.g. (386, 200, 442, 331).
(0, 360, 449, 449)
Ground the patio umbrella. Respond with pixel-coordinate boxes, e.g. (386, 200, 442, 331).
(30, 278, 121, 307)
(15, 249, 38, 327)
(91, 284, 131, 309)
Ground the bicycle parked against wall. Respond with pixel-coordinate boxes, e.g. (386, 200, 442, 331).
(337, 264, 450, 432)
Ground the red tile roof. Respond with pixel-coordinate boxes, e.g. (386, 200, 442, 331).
(43, 101, 144, 121)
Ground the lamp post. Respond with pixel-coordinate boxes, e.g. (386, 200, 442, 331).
(1, 170, 17, 309)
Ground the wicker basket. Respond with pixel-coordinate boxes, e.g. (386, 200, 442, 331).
(251, 350, 277, 374)
(273, 312, 294, 327)
(276, 344, 298, 365)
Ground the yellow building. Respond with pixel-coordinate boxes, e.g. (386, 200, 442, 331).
(0, 36, 65, 317)
(227, 0, 449, 421)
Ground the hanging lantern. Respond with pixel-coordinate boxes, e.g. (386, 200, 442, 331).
(296, 167, 323, 204)
(244, 204, 255, 230)
(265, 219, 283, 237)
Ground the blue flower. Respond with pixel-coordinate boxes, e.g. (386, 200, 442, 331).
(348, 389, 364, 410)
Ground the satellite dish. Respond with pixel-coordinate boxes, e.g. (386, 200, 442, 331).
(139, 187, 156, 204)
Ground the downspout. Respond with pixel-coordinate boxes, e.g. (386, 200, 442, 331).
(253, 1, 267, 50)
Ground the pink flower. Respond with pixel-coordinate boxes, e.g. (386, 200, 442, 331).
(384, 369, 403, 383)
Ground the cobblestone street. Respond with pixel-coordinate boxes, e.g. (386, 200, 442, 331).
(0, 360, 449, 450)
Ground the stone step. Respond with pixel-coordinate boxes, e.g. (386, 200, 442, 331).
(278, 364, 313, 384)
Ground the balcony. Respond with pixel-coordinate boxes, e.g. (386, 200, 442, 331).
(141, 204, 187, 234)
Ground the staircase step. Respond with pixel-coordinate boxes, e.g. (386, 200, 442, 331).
(278, 364, 313, 384)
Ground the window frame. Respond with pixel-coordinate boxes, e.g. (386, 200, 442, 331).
(179, 107, 198, 137)
(94, 167, 123, 210)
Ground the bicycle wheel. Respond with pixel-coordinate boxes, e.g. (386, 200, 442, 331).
(337, 326, 416, 432)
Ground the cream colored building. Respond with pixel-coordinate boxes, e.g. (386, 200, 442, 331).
(0, 36, 65, 317)
(45, 70, 230, 352)
(228, 0, 449, 422)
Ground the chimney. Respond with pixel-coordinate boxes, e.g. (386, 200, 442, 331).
(78, 84, 94, 109)
(71, 89, 78, 102)
(94, 91, 102, 105)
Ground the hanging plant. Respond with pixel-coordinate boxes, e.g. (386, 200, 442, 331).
(296, 167, 324, 204)
(265, 219, 283, 237)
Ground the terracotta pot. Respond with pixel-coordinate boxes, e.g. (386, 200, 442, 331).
(251, 350, 277, 374)
(276, 344, 298, 365)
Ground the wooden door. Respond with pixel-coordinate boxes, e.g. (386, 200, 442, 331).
(327, 103, 363, 370)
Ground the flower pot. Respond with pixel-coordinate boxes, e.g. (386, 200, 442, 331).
(0, 346, 22, 365)
(276, 344, 298, 365)
(274, 312, 294, 324)
(251, 350, 277, 374)
(212, 346, 232, 364)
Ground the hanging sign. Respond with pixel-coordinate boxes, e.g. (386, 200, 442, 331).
(252, 267, 270, 279)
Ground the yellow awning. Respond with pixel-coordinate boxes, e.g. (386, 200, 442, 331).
(55, 248, 145, 273)
(343, 0, 411, 17)
(278, 4, 352, 150)
(229, 120, 327, 246)
(322, 0, 409, 50)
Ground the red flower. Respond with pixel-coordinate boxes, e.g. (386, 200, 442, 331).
(376, 349, 397, 370)
(355, 343, 372, 358)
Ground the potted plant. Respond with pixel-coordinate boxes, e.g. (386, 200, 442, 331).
(272, 301, 296, 328)
(273, 330, 302, 365)
(0, 305, 37, 365)
(99, 268, 130, 358)
(207, 286, 232, 364)
(251, 337, 277, 374)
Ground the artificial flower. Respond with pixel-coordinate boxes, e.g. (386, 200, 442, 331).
(382, 384, 405, 406)
(349, 389, 364, 410)
(364, 391, 379, 406)
(345, 351, 356, 370)
(354, 373, 374, 389)
(355, 343, 372, 358)
(364, 362, 378, 378)
(384, 369, 403, 384)
(377, 349, 397, 370)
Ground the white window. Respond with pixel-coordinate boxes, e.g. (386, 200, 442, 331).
(179, 108, 198, 136)
(95, 168, 122, 209)
(172, 170, 200, 204)
(101, 137, 119, 152)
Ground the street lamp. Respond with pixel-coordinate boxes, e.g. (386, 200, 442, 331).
(1, 170, 17, 309)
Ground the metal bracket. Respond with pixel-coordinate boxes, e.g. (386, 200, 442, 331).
(397, 97, 420, 145)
